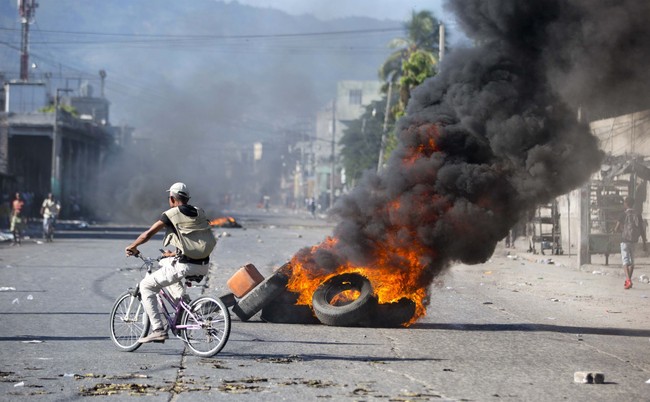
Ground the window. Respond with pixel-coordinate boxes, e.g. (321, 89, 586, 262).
(349, 89, 362, 105)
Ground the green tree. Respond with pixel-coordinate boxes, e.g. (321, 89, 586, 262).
(375, 10, 442, 166)
(379, 10, 440, 85)
(39, 104, 78, 116)
(397, 49, 437, 117)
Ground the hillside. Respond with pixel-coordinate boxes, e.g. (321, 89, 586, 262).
(0, 0, 401, 139)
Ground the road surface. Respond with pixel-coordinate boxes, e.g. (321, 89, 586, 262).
(0, 207, 648, 401)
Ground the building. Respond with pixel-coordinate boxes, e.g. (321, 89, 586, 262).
(304, 80, 383, 210)
(527, 109, 650, 265)
(0, 79, 118, 219)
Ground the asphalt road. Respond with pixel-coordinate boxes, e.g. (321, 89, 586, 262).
(0, 207, 649, 401)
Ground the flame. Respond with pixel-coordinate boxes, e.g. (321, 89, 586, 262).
(330, 289, 361, 306)
(286, 122, 446, 327)
(209, 216, 238, 227)
(287, 235, 430, 327)
(403, 123, 440, 165)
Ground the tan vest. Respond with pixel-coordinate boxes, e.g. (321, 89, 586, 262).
(162, 206, 216, 259)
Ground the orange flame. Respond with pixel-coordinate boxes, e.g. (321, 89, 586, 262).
(210, 216, 238, 227)
(286, 122, 445, 327)
(403, 123, 440, 165)
(287, 235, 430, 326)
(330, 289, 361, 306)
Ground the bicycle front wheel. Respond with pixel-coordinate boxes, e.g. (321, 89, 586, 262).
(109, 291, 150, 352)
(181, 296, 230, 357)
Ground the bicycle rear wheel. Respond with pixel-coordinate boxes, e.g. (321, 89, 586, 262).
(181, 296, 230, 357)
(109, 291, 150, 351)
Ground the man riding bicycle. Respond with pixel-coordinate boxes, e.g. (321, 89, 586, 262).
(125, 182, 217, 343)
(40, 193, 60, 241)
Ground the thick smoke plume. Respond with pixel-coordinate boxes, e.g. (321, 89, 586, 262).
(295, 0, 650, 298)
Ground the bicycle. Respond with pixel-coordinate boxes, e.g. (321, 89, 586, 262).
(109, 253, 231, 357)
(43, 216, 55, 242)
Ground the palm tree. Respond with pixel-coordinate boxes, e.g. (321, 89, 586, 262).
(375, 10, 442, 167)
(379, 10, 441, 85)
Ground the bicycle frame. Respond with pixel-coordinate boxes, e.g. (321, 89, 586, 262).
(155, 286, 204, 338)
(112, 252, 231, 356)
(130, 254, 206, 343)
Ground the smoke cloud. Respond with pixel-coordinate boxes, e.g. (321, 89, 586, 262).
(301, 0, 650, 293)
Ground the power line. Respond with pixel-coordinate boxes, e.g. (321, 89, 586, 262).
(0, 26, 402, 40)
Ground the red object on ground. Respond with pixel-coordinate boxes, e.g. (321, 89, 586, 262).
(227, 263, 265, 297)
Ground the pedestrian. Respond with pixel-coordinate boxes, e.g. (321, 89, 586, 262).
(40, 193, 61, 242)
(308, 197, 316, 217)
(125, 182, 217, 343)
(10, 192, 25, 246)
(614, 196, 647, 289)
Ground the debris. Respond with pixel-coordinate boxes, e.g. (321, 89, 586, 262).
(646, 379, 650, 384)
(79, 382, 157, 396)
(551, 298, 559, 302)
(254, 355, 302, 364)
(592, 271, 603, 275)
(574, 371, 604, 384)
(21, 340, 43, 344)
(0, 287, 16, 291)
(14, 381, 25, 387)
(26, 295, 33, 300)
(12, 298, 19, 305)
(640, 275, 649, 284)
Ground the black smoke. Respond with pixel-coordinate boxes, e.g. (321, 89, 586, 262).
(300, 0, 650, 291)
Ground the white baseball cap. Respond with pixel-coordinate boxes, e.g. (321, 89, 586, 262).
(166, 182, 190, 198)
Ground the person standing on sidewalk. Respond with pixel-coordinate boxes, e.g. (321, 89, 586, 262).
(10, 192, 25, 246)
(614, 196, 647, 289)
(125, 182, 216, 343)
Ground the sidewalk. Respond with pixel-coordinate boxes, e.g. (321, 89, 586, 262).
(447, 240, 650, 332)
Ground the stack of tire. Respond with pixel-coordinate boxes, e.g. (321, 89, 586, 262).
(223, 264, 415, 327)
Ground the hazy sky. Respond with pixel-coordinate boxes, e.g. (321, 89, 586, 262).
(227, 0, 449, 21)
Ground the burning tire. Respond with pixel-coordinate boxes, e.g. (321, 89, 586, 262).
(365, 298, 416, 328)
(311, 273, 377, 327)
(260, 290, 320, 325)
(231, 266, 291, 321)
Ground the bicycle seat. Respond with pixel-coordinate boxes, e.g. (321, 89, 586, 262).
(185, 275, 204, 283)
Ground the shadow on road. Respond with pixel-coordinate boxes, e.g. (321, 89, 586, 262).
(412, 322, 650, 337)
(220, 352, 445, 363)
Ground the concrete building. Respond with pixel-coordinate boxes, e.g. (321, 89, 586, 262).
(303, 80, 383, 210)
(0, 80, 118, 219)
(529, 109, 650, 266)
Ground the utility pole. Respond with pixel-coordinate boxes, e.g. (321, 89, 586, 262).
(377, 71, 395, 172)
(439, 23, 445, 62)
(51, 88, 72, 199)
(18, 0, 38, 81)
(329, 99, 336, 209)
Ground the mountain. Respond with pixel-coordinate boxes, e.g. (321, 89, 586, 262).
(1, 0, 401, 141)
